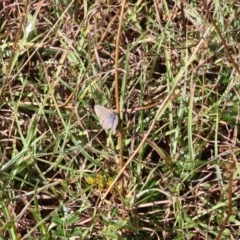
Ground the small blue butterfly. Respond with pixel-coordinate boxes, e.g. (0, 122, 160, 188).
(94, 105, 119, 134)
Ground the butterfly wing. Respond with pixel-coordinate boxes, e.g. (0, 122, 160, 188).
(100, 116, 114, 130)
(94, 105, 118, 134)
(111, 114, 118, 134)
(94, 105, 111, 117)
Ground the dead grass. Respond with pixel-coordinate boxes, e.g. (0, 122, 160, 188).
(0, 0, 240, 239)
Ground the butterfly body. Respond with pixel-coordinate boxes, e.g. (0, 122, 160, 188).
(94, 105, 118, 134)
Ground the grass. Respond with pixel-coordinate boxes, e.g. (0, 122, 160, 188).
(0, 0, 240, 239)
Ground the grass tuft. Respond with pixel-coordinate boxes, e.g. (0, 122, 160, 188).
(0, 0, 240, 239)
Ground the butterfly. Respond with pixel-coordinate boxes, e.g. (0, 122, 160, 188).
(94, 105, 119, 134)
